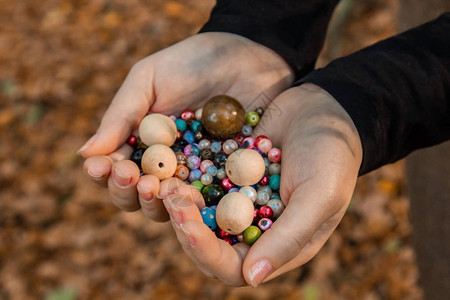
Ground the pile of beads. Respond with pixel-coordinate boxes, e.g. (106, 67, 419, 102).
(128, 95, 284, 246)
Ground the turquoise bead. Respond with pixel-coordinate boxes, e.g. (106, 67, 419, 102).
(191, 120, 202, 132)
(175, 119, 187, 131)
(269, 174, 281, 190)
(201, 207, 217, 230)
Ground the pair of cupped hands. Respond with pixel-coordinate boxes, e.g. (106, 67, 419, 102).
(78, 32, 362, 287)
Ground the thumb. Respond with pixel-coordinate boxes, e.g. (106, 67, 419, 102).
(78, 62, 154, 157)
(242, 184, 345, 287)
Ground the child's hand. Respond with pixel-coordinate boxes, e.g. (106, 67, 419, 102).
(78, 32, 293, 220)
(164, 84, 363, 286)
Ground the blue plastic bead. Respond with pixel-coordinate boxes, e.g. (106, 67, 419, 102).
(269, 174, 281, 190)
(201, 207, 217, 230)
(241, 125, 253, 137)
(206, 165, 218, 177)
(228, 187, 240, 193)
(210, 141, 221, 153)
(191, 120, 202, 132)
(183, 130, 195, 144)
(175, 119, 187, 132)
(188, 169, 202, 182)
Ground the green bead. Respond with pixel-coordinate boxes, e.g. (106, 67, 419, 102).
(269, 174, 281, 190)
(191, 180, 204, 192)
(243, 225, 262, 245)
(245, 111, 260, 127)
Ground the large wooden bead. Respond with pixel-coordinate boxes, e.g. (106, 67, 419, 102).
(141, 144, 177, 180)
(138, 114, 177, 147)
(225, 149, 265, 186)
(201, 95, 245, 139)
(216, 192, 254, 235)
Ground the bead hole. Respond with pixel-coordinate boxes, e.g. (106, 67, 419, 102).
(158, 162, 164, 168)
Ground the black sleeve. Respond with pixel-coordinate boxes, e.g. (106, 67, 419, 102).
(297, 13, 450, 175)
(199, 0, 340, 80)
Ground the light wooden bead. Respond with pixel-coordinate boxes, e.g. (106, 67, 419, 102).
(216, 192, 254, 235)
(141, 144, 177, 180)
(225, 149, 265, 186)
(138, 113, 177, 147)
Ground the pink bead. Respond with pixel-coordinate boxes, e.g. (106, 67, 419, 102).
(183, 144, 194, 157)
(237, 234, 244, 242)
(127, 135, 137, 147)
(257, 138, 272, 153)
(221, 178, 235, 191)
(268, 148, 282, 163)
(223, 139, 238, 155)
(181, 110, 195, 121)
(259, 175, 269, 186)
(200, 160, 214, 173)
(242, 137, 255, 148)
(169, 115, 177, 121)
(258, 206, 274, 219)
(254, 135, 268, 148)
(258, 218, 273, 231)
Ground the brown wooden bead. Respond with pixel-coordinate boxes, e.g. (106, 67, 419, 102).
(141, 144, 177, 180)
(216, 192, 254, 235)
(225, 149, 265, 186)
(201, 95, 245, 139)
(138, 114, 177, 147)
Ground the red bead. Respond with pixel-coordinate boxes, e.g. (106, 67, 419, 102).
(221, 178, 235, 191)
(223, 236, 234, 245)
(259, 175, 269, 186)
(258, 206, 274, 219)
(127, 135, 137, 147)
(253, 208, 260, 224)
(216, 229, 230, 239)
(234, 133, 245, 145)
(181, 110, 195, 121)
(254, 135, 268, 148)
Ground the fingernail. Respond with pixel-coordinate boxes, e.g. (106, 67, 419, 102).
(113, 168, 131, 187)
(180, 223, 196, 247)
(248, 259, 272, 287)
(141, 192, 154, 202)
(77, 134, 98, 154)
(137, 183, 154, 202)
(86, 167, 104, 180)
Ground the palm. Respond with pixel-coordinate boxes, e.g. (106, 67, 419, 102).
(164, 85, 363, 286)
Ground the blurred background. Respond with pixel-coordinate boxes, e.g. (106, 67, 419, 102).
(0, 0, 424, 299)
